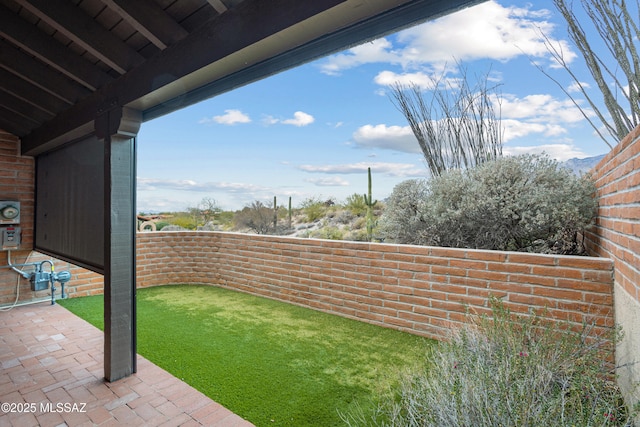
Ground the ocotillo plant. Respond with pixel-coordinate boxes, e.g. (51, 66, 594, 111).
(364, 167, 377, 242)
(288, 196, 292, 229)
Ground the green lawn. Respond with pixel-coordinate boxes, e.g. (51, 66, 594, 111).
(58, 285, 433, 427)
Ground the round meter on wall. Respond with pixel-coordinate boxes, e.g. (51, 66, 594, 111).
(0, 201, 20, 224)
(2, 206, 19, 219)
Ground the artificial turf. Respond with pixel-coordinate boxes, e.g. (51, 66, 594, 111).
(58, 284, 433, 426)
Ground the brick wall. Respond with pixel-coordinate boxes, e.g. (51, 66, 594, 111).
(585, 125, 640, 302)
(584, 125, 640, 407)
(0, 129, 38, 304)
(0, 129, 33, 247)
(131, 231, 615, 341)
(0, 126, 618, 347)
(0, 122, 616, 341)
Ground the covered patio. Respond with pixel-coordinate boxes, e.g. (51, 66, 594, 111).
(0, 0, 484, 424)
(0, 0, 483, 384)
(1, 302, 253, 426)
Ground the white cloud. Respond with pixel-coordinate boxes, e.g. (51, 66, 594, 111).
(320, 39, 398, 76)
(136, 196, 182, 212)
(350, 91, 592, 150)
(298, 162, 423, 177)
(497, 93, 594, 142)
(351, 124, 420, 153)
(395, 1, 555, 64)
(137, 177, 266, 193)
(282, 111, 315, 127)
(501, 94, 586, 123)
(199, 109, 251, 125)
(503, 144, 589, 161)
(263, 111, 315, 127)
(305, 177, 350, 187)
(567, 81, 590, 93)
(261, 115, 280, 125)
(374, 71, 436, 90)
(501, 119, 566, 142)
(319, 1, 572, 75)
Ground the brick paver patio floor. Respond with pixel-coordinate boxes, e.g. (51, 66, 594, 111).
(0, 302, 255, 426)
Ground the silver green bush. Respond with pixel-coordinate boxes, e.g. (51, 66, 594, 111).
(380, 154, 597, 253)
(343, 298, 635, 427)
(378, 179, 432, 246)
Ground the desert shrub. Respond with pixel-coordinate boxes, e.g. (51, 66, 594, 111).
(168, 214, 197, 230)
(154, 221, 171, 231)
(215, 211, 235, 229)
(310, 225, 344, 240)
(345, 193, 368, 216)
(300, 196, 327, 222)
(234, 201, 274, 234)
(380, 154, 597, 253)
(377, 179, 431, 246)
(343, 298, 634, 427)
(344, 228, 369, 242)
(335, 209, 356, 225)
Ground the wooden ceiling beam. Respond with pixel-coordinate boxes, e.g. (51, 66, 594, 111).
(0, 89, 54, 124)
(207, 0, 228, 14)
(0, 68, 70, 116)
(0, 39, 88, 104)
(15, 0, 145, 74)
(0, 4, 113, 91)
(101, 0, 189, 49)
(0, 105, 38, 135)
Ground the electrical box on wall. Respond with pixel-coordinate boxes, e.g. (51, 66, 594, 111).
(1, 201, 21, 250)
(0, 201, 20, 225)
(1, 226, 21, 250)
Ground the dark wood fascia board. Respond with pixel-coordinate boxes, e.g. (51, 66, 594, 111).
(21, 0, 345, 155)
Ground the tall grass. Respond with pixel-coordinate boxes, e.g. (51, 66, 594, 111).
(344, 298, 637, 426)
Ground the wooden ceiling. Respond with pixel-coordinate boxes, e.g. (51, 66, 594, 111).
(0, 0, 483, 155)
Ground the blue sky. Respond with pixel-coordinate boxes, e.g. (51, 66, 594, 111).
(136, 0, 620, 213)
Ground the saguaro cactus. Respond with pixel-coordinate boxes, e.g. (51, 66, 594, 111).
(364, 167, 377, 242)
(288, 196, 293, 229)
(273, 196, 278, 233)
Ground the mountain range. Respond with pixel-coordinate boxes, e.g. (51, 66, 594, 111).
(561, 154, 606, 175)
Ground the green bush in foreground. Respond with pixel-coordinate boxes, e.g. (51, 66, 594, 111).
(344, 298, 636, 427)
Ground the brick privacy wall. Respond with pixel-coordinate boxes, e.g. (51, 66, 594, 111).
(0, 129, 38, 304)
(132, 231, 615, 341)
(584, 125, 640, 302)
(0, 130, 33, 247)
(583, 125, 640, 411)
